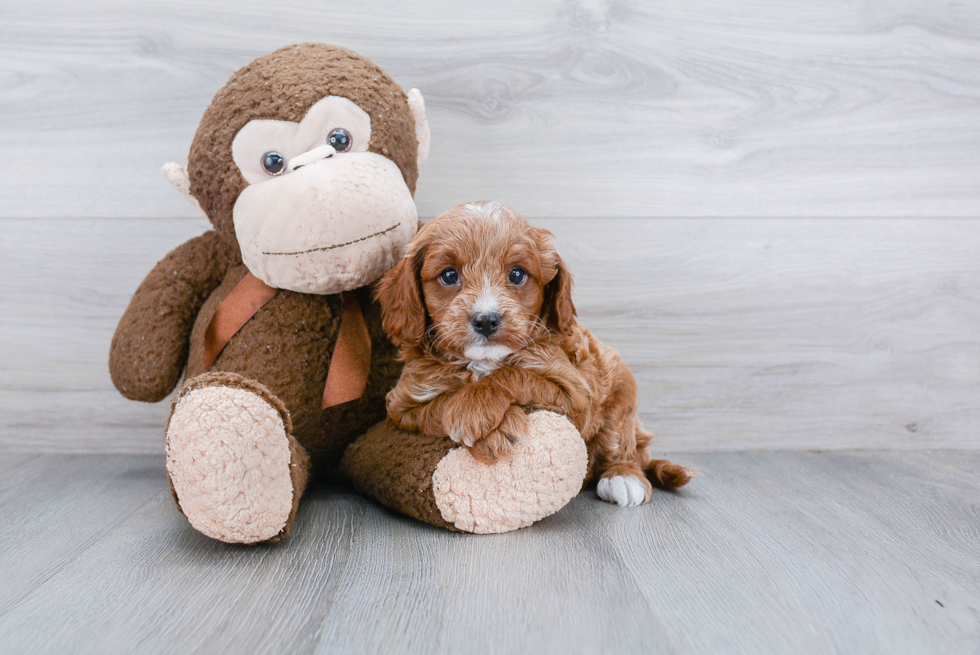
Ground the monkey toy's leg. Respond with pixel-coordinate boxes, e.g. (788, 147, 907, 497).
(340, 410, 588, 534)
(165, 372, 310, 544)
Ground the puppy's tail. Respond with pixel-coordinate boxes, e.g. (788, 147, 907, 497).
(646, 459, 696, 490)
(637, 422, 696, 490)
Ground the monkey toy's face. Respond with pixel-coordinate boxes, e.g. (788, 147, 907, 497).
(230, 95, 419, 295)
(173, 44, 430, 295)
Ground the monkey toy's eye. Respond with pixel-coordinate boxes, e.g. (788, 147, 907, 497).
(327, 128, 352, 153)
(261, 151, 286, 176)
(508, 267, 527, 285)
(438, 268, 459, 286)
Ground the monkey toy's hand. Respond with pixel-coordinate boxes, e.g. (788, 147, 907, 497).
(109, 231, 234, 402)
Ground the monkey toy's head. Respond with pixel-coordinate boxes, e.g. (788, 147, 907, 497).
(165, 43, 430, 295)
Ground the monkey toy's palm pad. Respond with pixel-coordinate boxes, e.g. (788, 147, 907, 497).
(110, 43, 586, 544)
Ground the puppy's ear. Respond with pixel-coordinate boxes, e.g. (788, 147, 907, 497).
(375, 246, 427, 348)
(542, 253, 577, 335)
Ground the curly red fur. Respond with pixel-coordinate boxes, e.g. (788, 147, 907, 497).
(376, 202, 691, 499)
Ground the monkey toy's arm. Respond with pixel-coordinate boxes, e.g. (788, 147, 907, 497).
(109, 230, 236, 402)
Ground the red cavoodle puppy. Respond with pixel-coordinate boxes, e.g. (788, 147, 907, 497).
(376, 201, 692, 507)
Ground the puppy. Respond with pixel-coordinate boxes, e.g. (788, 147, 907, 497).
(376, 201, 691, 507)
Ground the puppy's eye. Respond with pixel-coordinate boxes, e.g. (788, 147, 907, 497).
(327, 128, 352, 153)
(438, 268, 459, 286)
(508, 267, 527, 285)
(261, 151, 286, 176)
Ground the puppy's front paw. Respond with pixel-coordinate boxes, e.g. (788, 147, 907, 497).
(597, 474, 651, 507)
(467, 430, 517, 464)
(444, 387, 511, 447)
(466, 406, 530, 465)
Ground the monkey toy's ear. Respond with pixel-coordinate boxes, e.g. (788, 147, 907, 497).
(406, 89, 430, 168)
(162, 162, 207, 217)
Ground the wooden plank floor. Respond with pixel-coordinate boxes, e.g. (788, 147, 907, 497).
(1, 451, 977, 654)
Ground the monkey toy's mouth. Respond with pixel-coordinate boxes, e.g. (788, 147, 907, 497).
(262, 223, 401, 256)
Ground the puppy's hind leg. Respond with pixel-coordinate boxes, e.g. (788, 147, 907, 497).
(596, 462, 653, 508)
(594, 419, 695, 507)
(593, 411, 654, 507)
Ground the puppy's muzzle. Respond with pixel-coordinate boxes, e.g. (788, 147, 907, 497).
(471, 311, 502, 338)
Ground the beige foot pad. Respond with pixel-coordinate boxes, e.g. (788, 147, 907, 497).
(166, 383, 295, 544)
(433, 411, 588, 533)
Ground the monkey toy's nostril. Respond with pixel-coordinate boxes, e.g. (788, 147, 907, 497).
(471, 311, 502, 338)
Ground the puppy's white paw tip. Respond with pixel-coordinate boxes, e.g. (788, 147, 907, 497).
(597, 475, 646, 507)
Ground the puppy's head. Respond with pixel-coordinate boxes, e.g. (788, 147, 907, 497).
(376, 201, 576, 362)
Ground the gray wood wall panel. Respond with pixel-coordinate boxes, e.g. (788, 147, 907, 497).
(1, 1, 978, 453)
(3, 216, 977, 453)
(1, 451, 977, 654)
(1, 0, 979, 219)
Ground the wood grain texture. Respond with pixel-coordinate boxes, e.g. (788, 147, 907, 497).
(0, 455, 164, 617)
(1, 0, 979, 219)
(2, 216, 978, 453)
(0, 451, 976, 654)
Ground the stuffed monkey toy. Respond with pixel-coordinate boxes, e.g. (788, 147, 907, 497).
(110, 44, 588, 543)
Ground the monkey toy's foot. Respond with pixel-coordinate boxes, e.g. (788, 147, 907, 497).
(165, 373, 310, 544)
(341, 410, 588, 534)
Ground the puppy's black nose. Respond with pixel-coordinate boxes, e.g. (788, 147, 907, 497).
(471, 311, 502, 338)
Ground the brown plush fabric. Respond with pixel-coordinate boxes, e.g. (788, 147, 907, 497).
(111, 44, 415, 485)
(109, 230, 237, 402)
(187, 43, 420, 251)
(203, 273, 281, 370)
(279, 431, 312, 542)
(181, 265, 401, 473)
(167, 474, 185, 520)
(339, 421, 460, 531)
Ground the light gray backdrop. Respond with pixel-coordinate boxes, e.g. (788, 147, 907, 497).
(2, 0, 978, 453)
